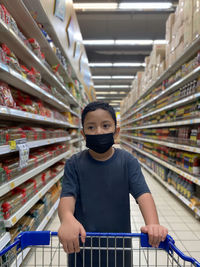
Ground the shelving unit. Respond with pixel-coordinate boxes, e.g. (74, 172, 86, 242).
(4, 170, 64, 228)
(0, 136, 71, 156)
(0, 150, 70, 197)
(120, 34, 200, 219)
(0, 0, 91, 253)
(0, 232, 11, 251)
(10, 198, 60, 267)
(140, 161, 200, 218)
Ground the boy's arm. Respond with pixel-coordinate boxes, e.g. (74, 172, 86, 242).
(137, 193, 168, 247)
(58, 196, 86, 254)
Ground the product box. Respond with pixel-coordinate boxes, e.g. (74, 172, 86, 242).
(193, 2, 200, 40)
(165, 13, 175, 43)
(184, 17, 193, 48)
(183, 0, 194, 21)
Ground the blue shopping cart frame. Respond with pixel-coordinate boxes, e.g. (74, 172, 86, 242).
(0, 231, 200, 267)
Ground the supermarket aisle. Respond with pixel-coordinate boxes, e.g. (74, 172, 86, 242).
(45, 167, 200, 263)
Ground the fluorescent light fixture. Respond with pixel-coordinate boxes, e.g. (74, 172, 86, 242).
(89, 63, 113, 67)
(83, 40, 114, 45)
(119, 2, 172, 10)
(73, 3, 118, 10)
(115, 40, 153, 45)
(84, 39, 166, 46)
(110, 85, 130, 88)
(92, 75, 134, 79)
(112, 75, 135, 79)
(113, 63, 145, 67)
(92, 76, 111, 79)
(97, 96, 107, 99)
(111, 100, 121, 102)
(90, 63, 145, 67)
(94, 85, 110, 88)
(153, 40, 168, 45)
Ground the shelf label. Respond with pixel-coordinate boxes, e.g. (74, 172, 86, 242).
(39, 193, 42, 198)
(10, 182, 15, 189)
(9, 140, 16, 150)
(12, 216, 17, 224)
(17, 140, 29, 170)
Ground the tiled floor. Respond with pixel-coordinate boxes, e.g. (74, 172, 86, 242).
(23, 153, 200, 266)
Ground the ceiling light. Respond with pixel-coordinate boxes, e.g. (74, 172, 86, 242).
(89, 63, 113, 67)
(115, 40, 153, 45)
(153, 40, 168, 44)
(113, 63, 145, 67)
(83, 40, 114, 45)
(73, 3, 118, 10)
(84, 39, 166, 46)
(94, 85, 110, 88)
(97, 96, 107, 99)
(110, 85, 130, 88)
(111, 100, 121, 102)
(89, 63, 145, 67)
(92, 76, 111, 79)
(119, 2, 172, 10)
(112, 75, 135, 79)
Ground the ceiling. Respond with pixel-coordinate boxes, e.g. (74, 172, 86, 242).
(73, 0, 178, 110)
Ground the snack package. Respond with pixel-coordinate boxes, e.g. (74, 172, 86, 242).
(0, 82, 16, 108)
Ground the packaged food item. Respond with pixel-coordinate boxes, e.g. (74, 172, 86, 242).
(0, 82, 16, 108)
(28, 38, 45, 61)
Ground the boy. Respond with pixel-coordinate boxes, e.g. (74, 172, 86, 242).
(58, 101, 168, 266)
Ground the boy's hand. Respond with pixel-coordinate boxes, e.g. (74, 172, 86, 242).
(140, 224, 168, 248)
(58, 215, 86, 254)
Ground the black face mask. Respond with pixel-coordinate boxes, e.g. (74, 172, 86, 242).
(85, 133, 114, 154)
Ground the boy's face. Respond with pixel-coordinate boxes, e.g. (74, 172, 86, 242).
(82, 109, 119, 137)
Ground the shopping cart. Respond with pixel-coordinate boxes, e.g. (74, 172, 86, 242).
(0, 231, 200, 267)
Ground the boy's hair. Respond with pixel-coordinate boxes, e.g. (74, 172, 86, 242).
(81, 101, 117, 127)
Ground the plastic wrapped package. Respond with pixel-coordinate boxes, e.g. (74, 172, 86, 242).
(0, 82, 16, 108)
(1, 44, 22, 73)
(0, 164, 6, 185)
(28, 38, 45, 62)
(0, 189, 27, 219)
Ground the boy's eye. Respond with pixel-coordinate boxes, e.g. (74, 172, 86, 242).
(88, 126, 95, 130)
(103, 124, 110, 129)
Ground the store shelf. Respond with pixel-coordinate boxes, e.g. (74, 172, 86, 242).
(10, 198, 59, 267)
(4, 171, 63, 227)
(0, 17, 78, 106)
(121, 92, 200, 126)
(0, 232, 11, 251)
(0, 105, 78, 128)
(121, 36, 200, 117)
(0, 150, 70, 197)
(120, 139, 200, 186)
(121, 134, 200, 154)
(121, 65, 200, 122)
(139, 161, 200, 218)
(121, 118, 200, 131)
(0, 62, 71, 113)
(0, 136, 71, 156)
(70, 137, 84, 144)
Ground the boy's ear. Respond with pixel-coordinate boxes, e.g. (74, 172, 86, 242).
(81, 129, 86, 140)
(114, 127, 120, 140)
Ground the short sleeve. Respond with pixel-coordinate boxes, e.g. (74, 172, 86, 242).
(60, 156, 79, 199)
(128, 155, 151, 200)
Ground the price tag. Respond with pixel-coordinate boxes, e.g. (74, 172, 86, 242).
(21, 73, 27, 80)
(12, 216, 17, 224)
(10, 182, 15, 189)
(39, 193, 42, 198)
(189, 203, 193, 208)
(17, 140, 29, 170)
(9, 140, 16, 150)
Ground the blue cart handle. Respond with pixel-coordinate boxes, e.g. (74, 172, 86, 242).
(1, 231, 200, 266)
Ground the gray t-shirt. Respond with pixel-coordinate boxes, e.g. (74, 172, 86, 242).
(61, 148, 150, 233)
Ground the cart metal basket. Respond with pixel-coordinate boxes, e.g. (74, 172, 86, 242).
(0, 231, 200, 267)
